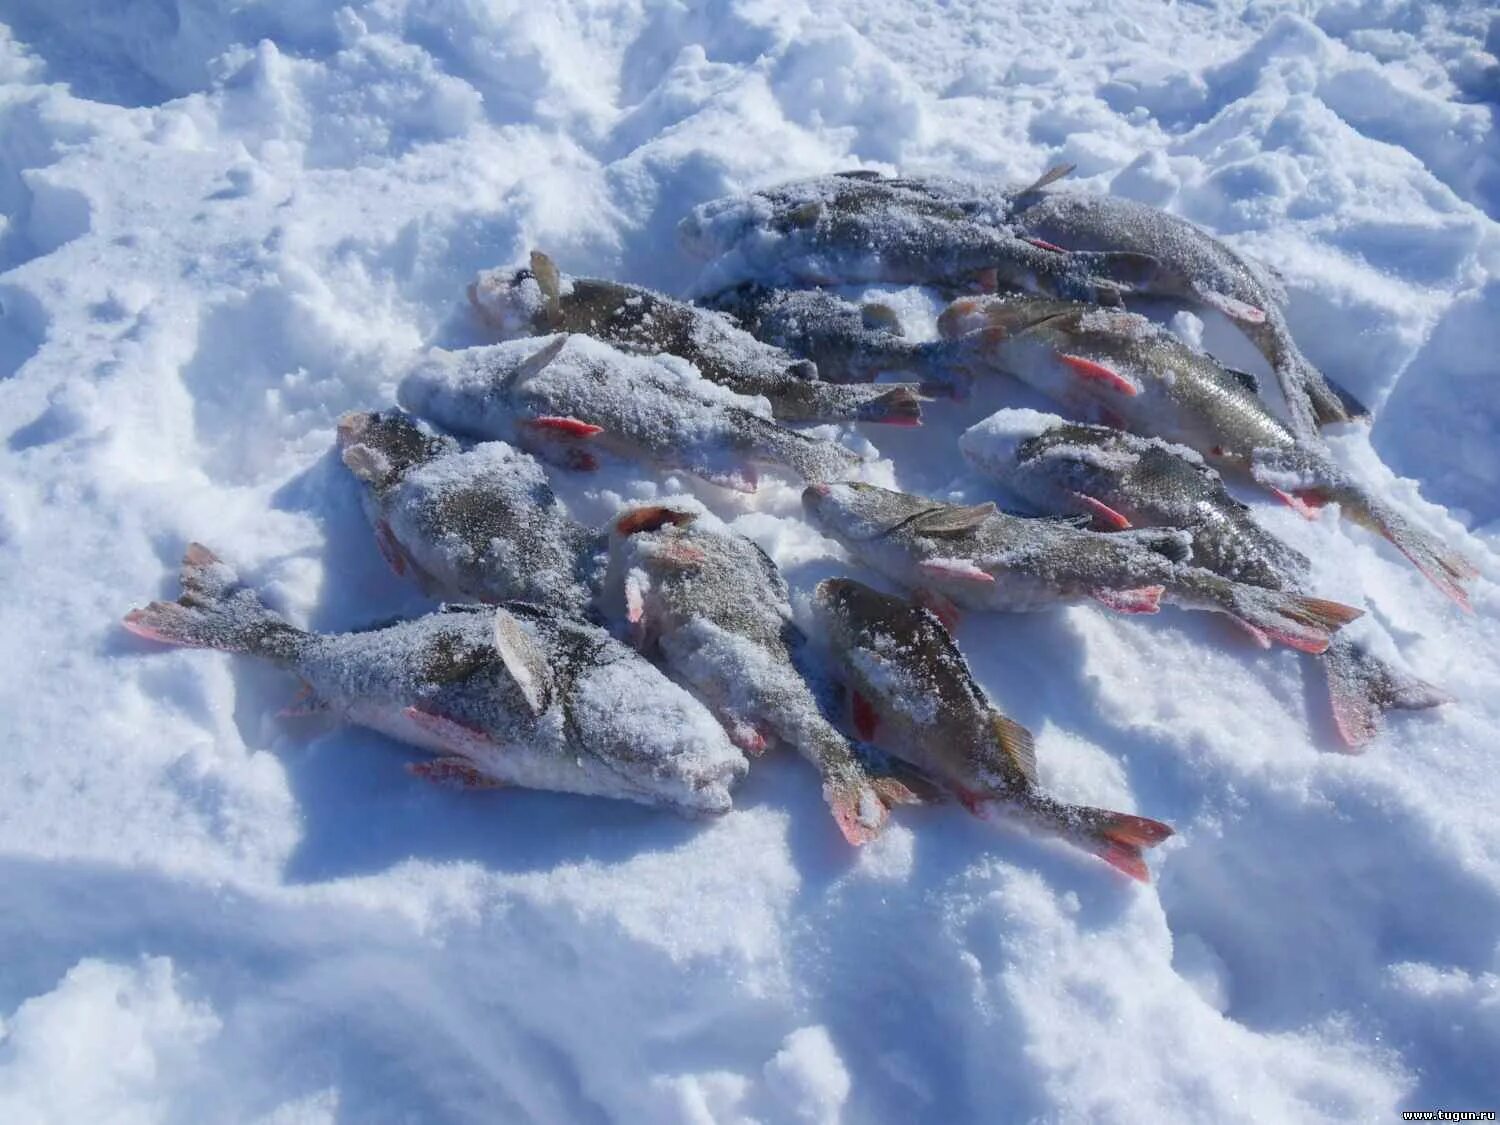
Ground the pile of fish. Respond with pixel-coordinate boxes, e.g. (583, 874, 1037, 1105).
(125, 167, 1479, 883)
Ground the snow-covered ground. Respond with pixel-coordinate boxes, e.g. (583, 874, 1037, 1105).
(2, 1, 1499, 1120)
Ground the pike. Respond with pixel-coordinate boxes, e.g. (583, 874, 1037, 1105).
(813, 578, 1174, 881)
(123, 545, 748, 813)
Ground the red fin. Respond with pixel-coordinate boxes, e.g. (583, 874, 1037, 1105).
(870, 776, 923, 807)
(403, 706, 497, 755)
(530, 416, 603, 437)
(1096, 812, 1175, 847)
(915, 588, 961, 632)
(1091, 585, 1163, 614)
(1092, 841, 1151, 882)
(615, 506, 696, 536)
(407, 757, 506, 789)
(1199, 288, 1267, 325)
(851, 691, 879, 741)
(374, 519, 407, 576)
(1024, 236, 1067, 253)
(728, 721, 768, 756)
(918, 558, 995, 584)
(1071, 492, 1132, 530)
(277, 683, 328, 718)
(1270, 487, 1323, 520)
(1058, 353, 1138, 396)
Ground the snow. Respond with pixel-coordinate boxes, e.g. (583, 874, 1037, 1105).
(2, 0, 1499, 1120)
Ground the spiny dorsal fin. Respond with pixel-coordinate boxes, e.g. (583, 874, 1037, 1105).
(1220, 364, 1260, 394)
(991, 713, 1038, 786)
(529, 250, 563, 327)
(912, 502, 996, 536)
(1017, 163, 1074, 195)
(515, 334, 569, 382)
(492, 608, 553, 716)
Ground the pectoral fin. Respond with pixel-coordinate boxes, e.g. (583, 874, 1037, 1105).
(492, 609, 553, 715)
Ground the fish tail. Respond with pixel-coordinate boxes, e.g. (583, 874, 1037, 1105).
(122, 544, 306, 661)
(1274, 351, 1370, 432)
(775, 382, 926, 426)
(1168, 570, 1362, 654)
(1321, 635, 1453, 750)
(1000, 793, 1174, 882)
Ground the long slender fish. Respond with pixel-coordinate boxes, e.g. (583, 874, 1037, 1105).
(680, 169, 1162, 304)
(337, 409, 601, 612)
(803, 481, 1363, 654)
(813, 578, 1174, 881)
(605, 506, 921, 844)
(961, 410, 1450, 747)
(124, 545, 747, 812)
(705, 284, 971, 397)
(939, 295, 1477, 607)
(469, 252, 924, 426)
(398, 334, 864, 493)
(1005, 185, 1367, 436)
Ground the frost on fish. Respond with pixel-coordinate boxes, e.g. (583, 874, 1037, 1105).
(682, 172, 1163, 306)
(124, 545, 746, 813)
(469, 253, 924, 426)
(604, 506, 919, 843)
(813, 577, 1173, 881)
(338, 410, 601, 612)
(397, 334, 864, 491)
(803, 481, 1362, 656)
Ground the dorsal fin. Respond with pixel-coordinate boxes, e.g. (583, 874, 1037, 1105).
(492, 608, 553, 716)
(990, 713, 1038, 786)
(529, 250, 563, 327)
(515, 334, 569, 382)
(860, 302, 905, 336)
(836, 169, 885, 181)
(785, 200, 823, 228)
(912, 502, 995, 536)
(1220, 364, 1260, 394)
(1016, 163, 1074, 195)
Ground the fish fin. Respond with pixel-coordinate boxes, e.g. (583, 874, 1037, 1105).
(855, 384, 925, 427)
(1024, 236, 1067, 253)
(851, 690, 880, 741)
(614, 505, 697, 536)
(277, 682, 329, 718)
(1070, 492, 1132, 530)
(123, 544, 303, 657)
(529, 250, 564, 327)
(1194, 286, 1266, 325)
(914, 588, 962, 631)
(726, 719, 769, 757)
(516, 334, 570, 378)
(1090, 585, 1163, 614)
(691, 461, 759, 493)
(408, 757, 507, 790)
(785, 200, 823, 228)
(1078, 808, 1175, 882)
(340, 437, 394, 489)
(1219, 364, 1261, 394)
(911, 502, 996, 535)
(1058, 353, 1139, 396)
(861, 302, 905, 335)
(1214, 584, 1362, 654)
(403, 705, 501, 756)
(529, 415, 604, 438)
(823, 773, 890, 846)
(491, 609, 553, 715)
(918, 557, 996, 584)
(1016, 163, 1075, 195)
(990, 713, 1038, 787)
(373, 519, 408, 576)
(1323, 637, 1453, 751)
(1269, 487, 1324, 520)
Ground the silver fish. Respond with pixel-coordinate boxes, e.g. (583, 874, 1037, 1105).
(124, 545, 747, 813)
(398, 334, 864, 493)
(680, 170, 1160, 305)
(1006, 186, 1367, 436)
(337, 409, 601, 612)
(961, 410, 1451, 748)
(803, 481, 1363, 654)
(469, 251, 924, 426)
(605, 505, 921, 844)
(939, 295, 1478, 608)
(813, 577, 1174, 881)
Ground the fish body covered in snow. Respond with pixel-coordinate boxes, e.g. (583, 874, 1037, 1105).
(803, 481, 1363, 654)
(680, 170, 1162, 305)
(813, 578, 1173, 880)
(469, 252, 923, 426)
(961, 410, 1451, 747)
(397, 334, 864, 493)
(124, 546, 747, 812)
(939, 295, 1478, 608)
(605, 506, 921, 843)
(1005, 186, 1367, 436)
(705, 284, 971, 398)
(337, 410, 601, 612)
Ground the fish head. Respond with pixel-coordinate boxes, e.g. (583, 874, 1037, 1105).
(812, 576, 896, 639)
(937, 295, 1078, 340)
(467, 261, 554, 335)
(336, 409, 453, 491)
(802, 481, 937, 543)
